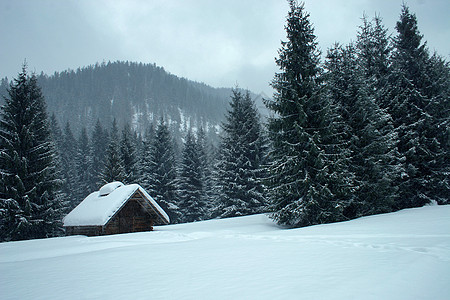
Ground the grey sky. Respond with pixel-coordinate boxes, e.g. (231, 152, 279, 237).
(1, 0, 449, 95)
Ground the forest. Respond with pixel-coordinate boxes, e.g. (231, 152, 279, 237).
(0, 60, 238, 145)
(0, 1, 448, 242)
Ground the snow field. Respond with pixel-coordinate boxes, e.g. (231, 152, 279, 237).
(1, 205, 449, 299)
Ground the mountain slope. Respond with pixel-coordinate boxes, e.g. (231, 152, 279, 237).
(1, 61, 238, 138)
(1, 205, 449, 299)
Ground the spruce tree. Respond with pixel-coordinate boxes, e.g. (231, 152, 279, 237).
(143, 118, 180, 222)
(48, 114, 70, 210)
(265, 0, 351, 227)
(90, 119, 108, 189)
(424, 53, 450, 204)
(0, 66, 63, 241)
(325, 43, 402, 218)
(356, 14, 392, 109)
(49, 113, 63, 153)
(75, 127, 92, 201)
(140, 123, 156, 190)
(60, 122, 78, 209)
(100, 119, 125, 184)
(178, 130, 204, 222)
(197, 126, 216, 219)
(120, 123, 138, 184)
(388, 5, 449, 207)
(215, 89, 267, 218)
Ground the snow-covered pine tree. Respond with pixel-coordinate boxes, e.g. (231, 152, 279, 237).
(0, 66, 63, 241)
(120, 123, 138, 184)
(214, 89, 267, 218)
(388, 5, 449, 207)
(133, 130, 144, 182)
(265, 0, 351, 227)
(356, 14, 392, 109)
(143, 118, 180, 222)
(178, 130, 205, 223)
(49, 113, 63, 153)
(423, 53, 450, 205)
(48, 114, 70, 211)
(100, 119, 125, 184)
(75, 127, 92, 202)
(197, 126, 216, 219)
(60, 122, 78, 209)
(325, 43, 402, 218)
(140, 123, 155, 190)
(90, 119, 108, 189)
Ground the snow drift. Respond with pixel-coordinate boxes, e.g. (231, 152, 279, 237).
(1, 205, 449, 299)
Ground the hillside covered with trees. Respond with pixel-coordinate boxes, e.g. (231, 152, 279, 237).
(0, 1, 448, 242)
(0, 61, 241, 144)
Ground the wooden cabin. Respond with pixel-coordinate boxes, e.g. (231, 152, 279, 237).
(63, 182, 170, 236)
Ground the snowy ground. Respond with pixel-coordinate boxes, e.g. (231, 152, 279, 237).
(1, 205, 449, 300)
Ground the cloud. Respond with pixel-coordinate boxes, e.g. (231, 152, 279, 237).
(1, 0, 448, 95)
(75, 0, 287, 92)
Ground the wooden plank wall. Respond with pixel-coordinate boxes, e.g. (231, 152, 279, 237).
(105, 193, 154, 234)
(65, 226, 102, 236)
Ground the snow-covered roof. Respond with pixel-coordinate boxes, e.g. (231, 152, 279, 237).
(63, 183, 170, 227)
(99, 181, 124, 196)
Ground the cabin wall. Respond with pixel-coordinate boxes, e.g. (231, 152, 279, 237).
(104, 200, 154, 235)
(65, 226, 102, 236)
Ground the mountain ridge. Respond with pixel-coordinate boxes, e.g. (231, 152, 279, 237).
(0, 61, 266, 142)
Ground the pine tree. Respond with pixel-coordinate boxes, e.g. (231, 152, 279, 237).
(120, 123, 138, 184)
(388, 5, 449, 207)
(75, 127, 92, 201)
(100, 119, 125, 184)
(325, 43, 402, 218)
(423, 54, 450, 204)
(197, 126, 216, 219)
(178, 130, 204, 222)
(90, 119, 108, 189)
(48, 114, 70, 210)
(60, 122, 78, 209)
(142, 118, 180, 222)
(215, 89, 267, 218)
(265, 0, 351, 227)
(49, 113, 63, 153)
(0, 66, 63, 241)
(356, 14, 392, 109)
(140, 123, 156, 190)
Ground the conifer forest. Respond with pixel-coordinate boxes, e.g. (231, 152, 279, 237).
(0, 1, 448, 242)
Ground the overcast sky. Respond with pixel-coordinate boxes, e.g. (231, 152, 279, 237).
(1, 0, 449, 95)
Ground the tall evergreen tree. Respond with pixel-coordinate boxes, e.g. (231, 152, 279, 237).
(75, 127, 92, 201)
(356, 14, 392, 108)
(0, 66, 63, 241)
(90, 119, 108, 189)
(48, 114, 69, 210)
(197, 126, 216, 219)
(424, 53, 450, 204)
(325, 43, 402, 218)
(120, 123, 138, 184)
(100, 119, 125, 184)
(178, 130, 204, 222)
(143, 118, 180, 222)
(265, 0, 352, 227)
(49, 113, 63, 152)
(388, 5, 449, 207)
(140, 123, 156, 189)
(60, 122, 78, 209)
(215, 89, 267, 218)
